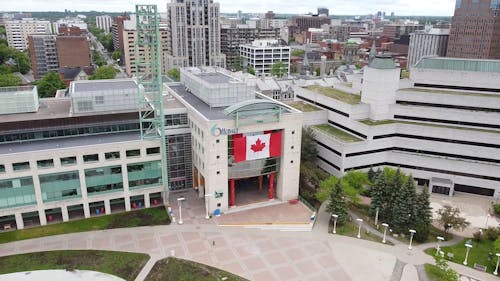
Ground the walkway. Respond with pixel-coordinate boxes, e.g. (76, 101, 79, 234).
(0, 192, 498, 281)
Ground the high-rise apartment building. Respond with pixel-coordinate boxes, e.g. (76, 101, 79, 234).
(96, 15, 113, 33)
(408, 28, 449, 67)
(166, 0, 226, 69)
(447, 0, 500, 59)
(5, 18, 51, 51)
(56, 36, 92, 68)
(28, 34, 58, 79)
(112, 15, 129, 52)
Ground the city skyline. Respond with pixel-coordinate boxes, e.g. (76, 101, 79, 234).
(4, 0, 456, 16)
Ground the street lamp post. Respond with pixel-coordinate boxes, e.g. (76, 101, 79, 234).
(408, 229, 416, 250)
(356, 218, 363, 239)
(494, 253, 500, 275)
(381, 223, 389, 244)
(177, 197, 185, 225)
(436, 236, 445, 255)
(485, 214, 491, 229)
(204, 193, 212, 220)
(374, 207, 380, 228)
(463, 243, 473, 265)
(331, 214, 338, 234)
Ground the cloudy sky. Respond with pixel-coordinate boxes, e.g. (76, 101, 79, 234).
(4, 0, 456, 16)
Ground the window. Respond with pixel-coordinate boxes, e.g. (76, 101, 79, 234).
(13, 162, 30, 171)
(0, 165, 4, 173)
(105, 151, 120, 160)
(126, 149, 141, 157)
(146, 147, 160, 155)
(85, 166, 123, 195)
(216, 139, 220, 143)
(95, 96, 104, 104)
(37, 159, 54, 168)
(60, 156, 77, 166)
(83, 154, 99, 162)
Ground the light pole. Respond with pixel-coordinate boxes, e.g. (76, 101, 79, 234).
(494, 253, 500, 275)
(331, 214, 338, 234)
(381, 223, 389, 244)
(436, 236, 445, 255)
(374, 207, 380, 228)
(408, 229, 416, 250)
(177, 197, 185, 225)
(485, 214, 491, 229)
(204, 193, 212, 220)
(463, 243, 473, 265)
(356, 218, 363, 239)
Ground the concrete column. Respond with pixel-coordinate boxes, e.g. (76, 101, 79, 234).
(125, 196, 131, 211)
(229, 179, 235, 207)
(83, 203, 91, 218)
(61, 206, 69, 222)
(104, 199, 111, 215)
(144, 193, 151, 208)
(38, 209, 47, 226)
(15, 213, 24, 230)
(269, 172, 275, 199)
(449, 185, 454, 197)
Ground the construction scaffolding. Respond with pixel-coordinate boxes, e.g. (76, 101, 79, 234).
(135, 5, 169, 202)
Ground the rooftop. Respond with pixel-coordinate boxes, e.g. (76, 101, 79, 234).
(73, 79, 137, 93)
(305, 85, 361, 104)
(369, 55, 397, 69)
(285, 101, 322, 112)
(360, 119, 500, 135)
(313, 124, 362, 143)
(168, 84, 229, 120)
(0, 131, 141, 155)
(398, 88, 500, 98)
(415, 57, 500, 73)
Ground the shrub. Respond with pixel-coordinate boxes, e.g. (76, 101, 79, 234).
(473, 230, 482, 241)
(484, 227, 500, 241)
(494, 204, 500, 216)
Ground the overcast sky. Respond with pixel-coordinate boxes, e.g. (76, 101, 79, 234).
(4, 0, 456, 16)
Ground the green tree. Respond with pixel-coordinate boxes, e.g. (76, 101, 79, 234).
(291, 49, 305, 57)
(315, 68, 320, 76)
(36, 71, 66, 98)
(270, 61, 287, 78)
(247, 66, 255, 75)
(414, 187, 433, 242)
(89, 65, 117, 80)
(367, 167, 376, 182)
(0, 73, 21, 87)
(369, 171, 387, 219)
(233, 56, 243, 71)
(326, 180, 348, 226)
(111, 50, 122, 62)
(341, 170, 370, 203)
(93, 51, 106, 67)
(167, 68, 180, 81)
(437, 205, 470, 235)
(301, 127, 317, 163)
(392, 176, 417, 233)
(15, 51, 31, 74)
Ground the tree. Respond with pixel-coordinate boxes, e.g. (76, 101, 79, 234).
(414, 187, 432, 242)
(315, 68, 320, 76)
(340, 170, 370, 203)
(167, 68, 180, 81)
(301, 127, 317, 163)
(367, 167, 376, 182)
(291, 49, 305, 57)
(247, 66, 255, 75)
(36, 71, 66, 98)
(233, 56, 243, 71)
(270, 61, 287, 78)
(14, 51, 31, 74)
(326, 180, 348, 226)
(93, 50, 106, 67)
(437, 205, 470, 235)
(111, 50, 122, 62)
(0, 73, 21, 87)
(89, 65, 117, 80)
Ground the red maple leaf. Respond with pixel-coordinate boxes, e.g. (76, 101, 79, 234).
(250, 138, 266, 152)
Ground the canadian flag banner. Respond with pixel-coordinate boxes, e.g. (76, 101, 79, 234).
(233, 131, 282, 163)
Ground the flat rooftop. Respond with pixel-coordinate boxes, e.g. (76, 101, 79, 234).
(196, 72, 233, 84)
(0, 131, 142, 155)
(73, 79, 137, 93)
(305, 85, 361, 104)
(169, 84, 229, 120)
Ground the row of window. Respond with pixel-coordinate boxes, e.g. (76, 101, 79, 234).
(0, 147, 161, 173)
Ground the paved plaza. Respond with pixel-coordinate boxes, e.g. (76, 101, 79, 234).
(0, 190, 499, 281)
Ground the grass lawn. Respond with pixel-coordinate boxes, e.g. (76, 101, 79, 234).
(400, 87, 500, 98)
(313, 124, 362, 143)
(0, 206, 170, 244)
(424, 263, 452, 281)
(359, 119, 397, 126)
(328, 217, 392, 245)
(424, 239, 498, 275)
(286, 101, 322, 112)
(0, 250, 149, 281)
(145, 257, 248, 281)
(305, 85, 361, 104)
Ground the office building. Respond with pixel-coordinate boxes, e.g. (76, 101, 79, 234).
(382, 24, 424, 39)
(5, 18, 51, 51)
(240, 40, 290, 77)
(166, 0, 226, 69)
(447, 0, 500, 59)
(96, 15, 113, 33)
(408, 28, 449, 67)
(28, 34, 58, 79)
(221, 26, 280, 70)
(294, 55, 500, 198)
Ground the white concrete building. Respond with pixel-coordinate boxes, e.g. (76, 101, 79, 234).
(408, 28, 449, 67)
(5, 18, 51, 51)
(52, 17, 88, 33)
(96, 15, 113, 34)
(295, 55, 500, 198)
(240, 39, 290, 77)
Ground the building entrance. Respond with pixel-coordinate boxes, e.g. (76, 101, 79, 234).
(229, 173, 277, 207)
